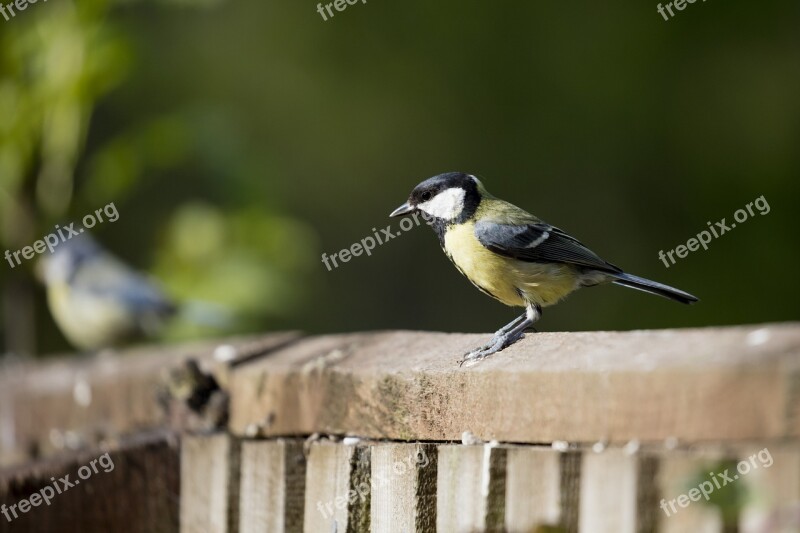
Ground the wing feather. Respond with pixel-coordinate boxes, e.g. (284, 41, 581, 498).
(474, 220, 621, 273)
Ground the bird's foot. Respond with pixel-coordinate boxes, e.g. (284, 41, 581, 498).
(458, 330, 525, 367)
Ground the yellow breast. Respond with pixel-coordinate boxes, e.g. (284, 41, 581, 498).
(443, 221, 581, 308)
(48, 283, 138, 350)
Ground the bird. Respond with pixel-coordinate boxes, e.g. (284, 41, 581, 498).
(390, 172, 698, 365)
(38, 234, 176, 351)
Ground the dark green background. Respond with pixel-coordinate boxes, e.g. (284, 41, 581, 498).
(1, 0, 798, 355)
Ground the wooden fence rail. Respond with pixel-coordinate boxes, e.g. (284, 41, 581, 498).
(1, 323, 799, 532)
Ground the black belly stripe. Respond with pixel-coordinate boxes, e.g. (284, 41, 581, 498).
(470, 279, 505, 303)
(444, 247, 506, 303)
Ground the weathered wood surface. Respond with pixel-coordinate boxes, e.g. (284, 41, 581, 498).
(579, 449, 639, 532)
(238, 439, 306, 533)
(2, 323, 800, 532)
(504, 446, 564, 530)
(1, 434, 796, 532)
(180, 433, 241, 533)
(176, 437, 800, 533)
(229, 323, 800, 443)
(436, 444, 506, 531)
(3, 324, 798, 463)
(370, 442, 437, 533)
(0, 430, 179, 533)
(302, 440, 371, 533)
(0, 333, 298, 467)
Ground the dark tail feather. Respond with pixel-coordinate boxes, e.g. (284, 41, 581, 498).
(612, 272, 699, 305)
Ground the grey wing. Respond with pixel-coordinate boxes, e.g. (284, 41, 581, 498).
(72, 255, 176, 317)
(474, 220, 622, 274)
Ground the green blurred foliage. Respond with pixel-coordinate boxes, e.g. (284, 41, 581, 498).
(0, 0, 128, 219)
(0, 0, 318, 354)
(153, 202, 317, 341)
(689, 460, 748, 527)
(1, 0, 799, 354)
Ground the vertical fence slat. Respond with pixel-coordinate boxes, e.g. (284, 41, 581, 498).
(180, 433, 240, 533)
(239, 439, 305, 533)
(635, 455, 661, 533)
(370, 443, 437, 533)
(436, 444, 506, 532)
(579, 450, 638, 533)
(504, 446, 563, 531)
(302, 441, 370, 533)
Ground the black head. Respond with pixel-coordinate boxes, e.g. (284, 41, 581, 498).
(390, 172, 481, 224)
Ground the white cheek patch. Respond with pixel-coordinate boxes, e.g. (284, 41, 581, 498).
(417, 188, 466, 220)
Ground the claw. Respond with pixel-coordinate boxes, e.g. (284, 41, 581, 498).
(458, 331, 526, 366)
(458, 303, 541, 367)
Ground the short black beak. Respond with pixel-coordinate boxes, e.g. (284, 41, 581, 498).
(390, 202, 415, 217)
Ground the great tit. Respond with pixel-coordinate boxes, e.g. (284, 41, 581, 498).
(38, 234, 176, 351)
(390, 172, 698, 364)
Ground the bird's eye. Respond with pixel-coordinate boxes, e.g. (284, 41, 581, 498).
(420, 191, 433, 202)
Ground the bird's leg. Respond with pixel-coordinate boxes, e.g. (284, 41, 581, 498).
(458, 313, 525, 358)
(494, 312, 528, 337)
(459, 303, 542, 366)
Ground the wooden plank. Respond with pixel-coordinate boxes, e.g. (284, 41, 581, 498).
(0, 333, 298, 467)
(370, 442, 437, 533)
(0, 430, 179, 533)
(302, 441, 370, 533)
(560, 451, 582, 533)
(636, 455, 661, 533)
(238, 439, 306, 533)
(228, 324, 800, 443)
(503, 447, 564, 531)
(579, 449, 638, 533)
(180, 433, 241, 533)
(436, 444, 506, 532)
(0, 362, 24, 468)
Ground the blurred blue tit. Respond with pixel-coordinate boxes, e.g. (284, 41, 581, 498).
(39, 234, 176, 351)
